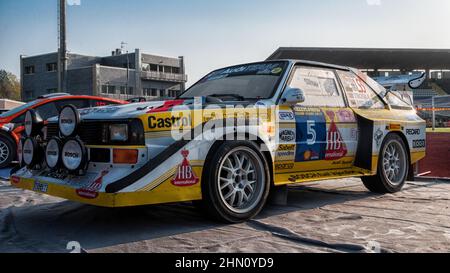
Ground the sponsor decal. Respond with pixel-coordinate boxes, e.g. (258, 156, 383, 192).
(406, 129, 421, 136)
(76, 170, 109, 199)
(148, 115, 191, 129)
(278, 144, 296, 151)
(172, 150, 199, 187)
(278, 111, 295, 121)
(275, 163, 294, 171)
(413, 139, 426, 149)
(302, 149, 320, 161)
(374, 128, 384, 147)
(33, 180, 48, 193)
(271, 67, 283, 74)
(337, 110, 356, 123)
(288, 169, 358, 182)
(324, 111, 347, 161)
(11, 176, 20, 184)
(295, 110, 326, 162)
(276, 150, 295, 159)
(279, 129, 296, 143)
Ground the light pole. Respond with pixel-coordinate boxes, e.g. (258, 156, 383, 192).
(121, 42, 129, 100)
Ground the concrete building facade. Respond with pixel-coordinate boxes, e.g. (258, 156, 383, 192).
(21, 49, 187, 102)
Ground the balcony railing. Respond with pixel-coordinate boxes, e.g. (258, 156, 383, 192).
(141, 71, 187, 82)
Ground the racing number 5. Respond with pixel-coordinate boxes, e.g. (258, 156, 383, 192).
(307, 120, 316, 145)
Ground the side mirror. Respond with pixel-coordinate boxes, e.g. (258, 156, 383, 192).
(280, 87, 305, 106)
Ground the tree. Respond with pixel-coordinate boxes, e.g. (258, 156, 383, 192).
(0, 69, 21, 101)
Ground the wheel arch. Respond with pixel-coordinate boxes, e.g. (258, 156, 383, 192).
(202, 134, 274, 187)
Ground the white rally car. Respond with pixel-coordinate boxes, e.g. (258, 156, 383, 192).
(11, 60, 426, 223)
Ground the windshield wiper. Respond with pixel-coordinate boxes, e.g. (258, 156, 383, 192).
(208, 94, 245, 101)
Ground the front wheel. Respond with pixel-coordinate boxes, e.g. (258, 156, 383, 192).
(0, 136, 15, 169)
(362, 134, 409, 193)
(201, 141, 270, 223)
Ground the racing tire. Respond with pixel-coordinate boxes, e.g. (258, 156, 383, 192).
(201, 141, 271, 223)
(0, 135, 15, 169)
(362, 134, 409, 194)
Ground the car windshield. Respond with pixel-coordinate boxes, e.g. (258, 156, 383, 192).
(180, 61, 288, 100)
(0, 100, 40, 118)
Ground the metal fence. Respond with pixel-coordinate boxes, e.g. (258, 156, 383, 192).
(415, 95, 450, 129)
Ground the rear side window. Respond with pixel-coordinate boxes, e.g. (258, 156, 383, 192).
(35, 102, 59, 120)
(337, 71, 385, 109)
(55, 99, 90, 110)
(287, 66, 346, 107)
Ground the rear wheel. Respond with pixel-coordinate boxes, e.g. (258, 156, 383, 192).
(0, 136, 15, 169)
(362, 134, 409, 193)
(201, 141, 270, 223)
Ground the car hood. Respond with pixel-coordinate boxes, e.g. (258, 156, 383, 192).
(47, 99, 194, 123)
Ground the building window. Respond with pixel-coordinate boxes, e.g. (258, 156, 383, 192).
(151, 88, 158, 96)
(143, 88, 151, 96)
(159, 89, 166, 97)
(24, 65, 35, 75)
(150, 64, 158, 71)
(158, 66, 164, 73)
(101, 85, 116, 94)
(128, 87, 134, 95)
(120, 86, 127, 95)
(46, 63, 57, 72)
(24, 90, 34, 100)
(172, 67, 180, 74)
(168, 90, 179, 97)
(164, 66, 172, 73)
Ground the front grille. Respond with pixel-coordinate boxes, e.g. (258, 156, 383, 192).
(46, 119, 144, 146)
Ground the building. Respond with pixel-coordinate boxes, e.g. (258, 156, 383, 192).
(0, 99, 24, 114)
(268, 47, 450, 99)
(20, 49, 187, 102)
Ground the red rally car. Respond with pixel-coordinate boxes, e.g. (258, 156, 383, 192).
(0, 93, 127, 168)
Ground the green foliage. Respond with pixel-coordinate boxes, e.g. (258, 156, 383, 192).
(0, 69, 21, 101)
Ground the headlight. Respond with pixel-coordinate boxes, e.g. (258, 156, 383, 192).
(59, 105, 80, 137)
(110, 124, 128, 142)
(23, 137, 38, 168)
(46, 138, 62, 169)
(24, 109, 43, 137)
(62, 138, 87, 172)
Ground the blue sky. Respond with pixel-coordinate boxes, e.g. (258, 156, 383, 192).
(1, 0, 450, 84)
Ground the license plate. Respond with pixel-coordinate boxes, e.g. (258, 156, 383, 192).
(33, 181, 49, 193)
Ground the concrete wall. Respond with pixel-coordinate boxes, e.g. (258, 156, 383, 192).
(67, 67, 94, 96)
(21, 53, 59, 101)
(21, 50, 187, 101)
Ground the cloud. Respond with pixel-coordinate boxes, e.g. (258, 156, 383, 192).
(366, 0, 382, 6)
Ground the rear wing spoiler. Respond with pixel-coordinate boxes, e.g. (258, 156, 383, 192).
(373, 73, 426, 90)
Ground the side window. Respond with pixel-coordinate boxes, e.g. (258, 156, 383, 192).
(55, 99, 90, 110)
(35, 102, 59, 120)
(287, 67, 346, 107)
(12, 113, 26, 124)
(337, 71, 385, 109)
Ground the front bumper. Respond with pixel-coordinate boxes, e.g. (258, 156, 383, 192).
(10, 164, 203, 207)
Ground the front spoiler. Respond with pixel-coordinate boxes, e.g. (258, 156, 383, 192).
(10, 173, 203, 208)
